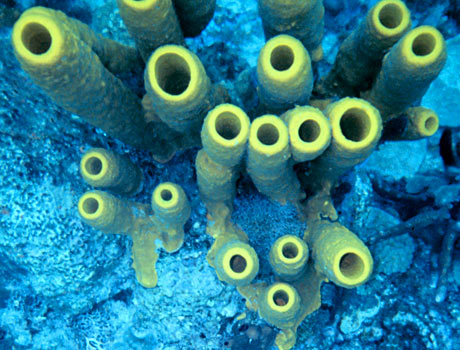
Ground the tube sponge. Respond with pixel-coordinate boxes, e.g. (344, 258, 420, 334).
(320, 0, 411, 96)
(281, 106, 331, 162)
(247, 115, 302, 204)
(196, 150, 239, 211)
(197, 104, 250, 213)
(145, 45, 227, 134)
(257, 0, 324, 61)
(305, 220, 373, 288)
(201, 104, 251, 168)
(214, 240, 259, 286)
(12, 7, 151, 150)
(258, 282, 301, 329)
(305, 98, 382, 193)
(366, 25, 447, 119)
(172, 0, 216, 37)
(78, 190, 136, 234)
(151, 182, 190, 252)
(269, 235, 309, 282)
(257, 35, 313, 114)
(80, 148, 143, 196)
(116, 0, 184, 61)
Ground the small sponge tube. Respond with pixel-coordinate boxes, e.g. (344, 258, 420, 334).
(80, 148, 142, 195)
(214, 240, 260, 287)
(258, 282, 302, 329)
(269, 235, 309, 282)
(78, 190, 134, 234)
(151, 182, 190, 228)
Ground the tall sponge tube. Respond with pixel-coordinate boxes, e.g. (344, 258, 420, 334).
(12, 7, 151, 150)
(366, 25, 447, 119)
(116, 0, 184, 61)
(257, 0, 324, 61)
(197, 104, 251, 213)
(247, 115, 302, 205)
(320, 0, 411, 96)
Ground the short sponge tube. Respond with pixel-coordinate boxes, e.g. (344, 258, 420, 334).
(269, 235, 309, 282)
(151, 182, 190, 253)
(152, 182, 190, 230)
(78, 190, 134, 234)
(367, 25, 447, 119)
(385, 106, 439, 141)
(258, 282, 302, 330)
(201, 104, 251, 168)
(257, 0, 324, 61)
(145, 45, 226, 134)
(257, 35, 313, 113)
(116, 0, 184, 61)
(307, 221, 373, 288)
(80, 148, 142, 195)
(281, 106, 331, 162)
(214, 240, 259, 286)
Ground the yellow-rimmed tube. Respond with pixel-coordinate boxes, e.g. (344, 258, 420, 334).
(78, 191, 134, 234)
(214, 240, 259, 286)
(320, 0, 411, 96)
(281, 106, 331, 162)
(12, 7, 151, 150)
(145, 45, 226, 133)
(257, 35, 313, 113)
(304, 98, 382, 193)
(80, 148, 142, 195)
(247, 115, 302, 204)
(152, 182, 190, 252)
(201, 104, 251, 167)
(403, 107, 439, 140)
(367, 26, 447, 119)
(307, 221, 373, 288)
(258, 282, 301, 329)
(172, 0, 216, 37)
(257, 0, 324, 61)
(116, 0, 184, 61)
(269, 235, 309, 282)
